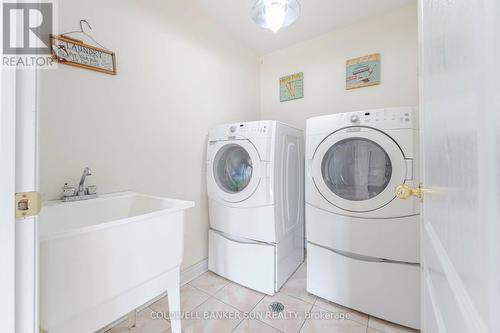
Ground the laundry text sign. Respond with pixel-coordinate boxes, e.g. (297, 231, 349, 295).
(51, 35, 116, 75)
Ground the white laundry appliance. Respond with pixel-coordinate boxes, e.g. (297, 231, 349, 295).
(305, 107, 420, 329)
(207, 120, 304, 295)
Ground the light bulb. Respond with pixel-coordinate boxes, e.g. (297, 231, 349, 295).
(265, 2, 287, 33)
(251, 0, 301, 33)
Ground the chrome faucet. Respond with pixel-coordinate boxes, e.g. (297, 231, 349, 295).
(62, 167, 98, 202)
(78, 167, 92, 195)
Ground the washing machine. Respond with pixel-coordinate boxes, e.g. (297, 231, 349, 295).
(305, 107, 420, 329)
(207, 120, 304, 295)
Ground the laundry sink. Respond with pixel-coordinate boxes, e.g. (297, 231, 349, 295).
(39, 192, 194, 333)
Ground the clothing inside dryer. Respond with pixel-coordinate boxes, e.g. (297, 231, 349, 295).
(321, 138, 392, 201)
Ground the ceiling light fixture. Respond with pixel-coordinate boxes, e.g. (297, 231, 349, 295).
(251, 0, 301, 33)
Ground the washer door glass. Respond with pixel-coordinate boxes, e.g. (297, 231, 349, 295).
(214, 144, 253, 193)
(321, 138, 392, 201)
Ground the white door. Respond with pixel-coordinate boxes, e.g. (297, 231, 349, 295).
(15, 68, 40, 333)
(418, 0, 500, 332)
(0, 65, 17, 333)
(0, 69, 39, 333)
(0, 30, 39, 333)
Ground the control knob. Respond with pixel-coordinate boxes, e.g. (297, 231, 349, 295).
(350, 114, 360, 123)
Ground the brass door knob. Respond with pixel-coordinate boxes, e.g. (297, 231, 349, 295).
(395, 183, 424, 202)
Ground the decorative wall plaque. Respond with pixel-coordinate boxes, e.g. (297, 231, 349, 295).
(346, 53, 380, 89)
(51, 35, 116, 75)
(280, 72, 304, 102)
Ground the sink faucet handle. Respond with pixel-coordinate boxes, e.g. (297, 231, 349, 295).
(87, 185, 98, 195)
(62, 183, 77, 197)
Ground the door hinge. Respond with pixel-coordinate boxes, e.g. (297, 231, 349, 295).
(15, 191, 41, 218)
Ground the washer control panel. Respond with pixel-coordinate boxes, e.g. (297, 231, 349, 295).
(227, 122, 269, 136)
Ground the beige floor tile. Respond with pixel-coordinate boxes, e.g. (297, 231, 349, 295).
(105, 308, 170, 333)
(251, 292, 313, 333)
(280, 263, 317, 304)
(368, 316, 420, 333)
(214, 282, 265, 312)
(150, 284, 211, 315)
(367, 328, 383, 333)
(233, 319, 281, 333)
(189, 271, 230, 295)
(181, 297, 242, 333)
(314, 297, 369, 326)
(300, 306, 366, 333)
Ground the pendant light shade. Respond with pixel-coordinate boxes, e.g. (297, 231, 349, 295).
(251, 0, 301, 33)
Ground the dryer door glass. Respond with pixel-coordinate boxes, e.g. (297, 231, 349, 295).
(321, 138, 392, 201)
(214, 144, 253, 193)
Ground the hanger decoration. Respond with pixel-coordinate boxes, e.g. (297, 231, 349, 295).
(50, 20, 117, 75)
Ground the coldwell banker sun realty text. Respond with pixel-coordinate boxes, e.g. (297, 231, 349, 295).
(2, 0, 57, 68)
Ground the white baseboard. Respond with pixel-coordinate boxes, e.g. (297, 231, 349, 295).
(96, 259, 208, 332)
(180, 258, 209, 286)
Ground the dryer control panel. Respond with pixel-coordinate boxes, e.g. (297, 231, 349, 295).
(334, 108, 416, 129)
(306, 107, 417, 137)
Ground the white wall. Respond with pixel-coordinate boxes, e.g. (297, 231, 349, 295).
(260, 3, 418, 129)
(39, 0, 260, 270)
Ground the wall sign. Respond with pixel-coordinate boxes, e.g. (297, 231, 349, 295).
(346, 53, 380, 89)
(51, 35, 116, 75)
(280, 72, 304, 102)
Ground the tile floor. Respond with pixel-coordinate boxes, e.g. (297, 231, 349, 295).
(106, 261, 419, 333)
